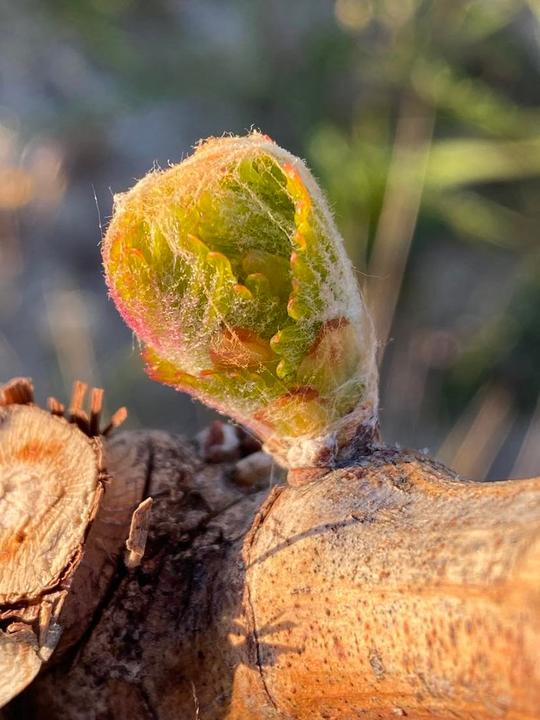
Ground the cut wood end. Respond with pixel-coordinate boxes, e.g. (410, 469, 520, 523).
(0, 404, 103, 602)
(0, 378, 126, 708)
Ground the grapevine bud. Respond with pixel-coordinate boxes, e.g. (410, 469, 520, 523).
(102, 133, 378, 467)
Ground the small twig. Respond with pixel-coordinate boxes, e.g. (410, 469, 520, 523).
(102, 406, 128, 436)
(47, 397, 65, 416)
(0, 377, 34, 406)
(190, 680, 200, 720)
(125, 497, 153, 568)
(89, 387, 104, 436)
(69, 380, 89, 431)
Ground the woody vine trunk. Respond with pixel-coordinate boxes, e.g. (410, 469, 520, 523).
(3, 410, 539, 720)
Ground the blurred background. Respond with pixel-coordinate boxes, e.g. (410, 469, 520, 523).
(1, 0, 539, 480)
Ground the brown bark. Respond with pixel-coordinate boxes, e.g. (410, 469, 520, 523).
(3, 420, 538, 720)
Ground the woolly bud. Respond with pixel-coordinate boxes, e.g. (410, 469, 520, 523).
(102, 133, 378, 468)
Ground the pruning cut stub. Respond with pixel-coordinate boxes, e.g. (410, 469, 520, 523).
(103, 132, 378, 468)
(0, 379, 127, 707)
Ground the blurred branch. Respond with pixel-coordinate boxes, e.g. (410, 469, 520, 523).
(367, 96, 434, 358)
(425, 136, 540, 187)
(437, 382, 514, 479)
(428, 190, 533, 248)
(411, 56, 540, 137)
(512, 393, 540, 477)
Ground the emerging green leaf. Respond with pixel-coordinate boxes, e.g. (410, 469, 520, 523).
(103, 132, 377, 467)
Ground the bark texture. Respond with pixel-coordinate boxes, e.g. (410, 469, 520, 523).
(4, 427, 539, 720)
